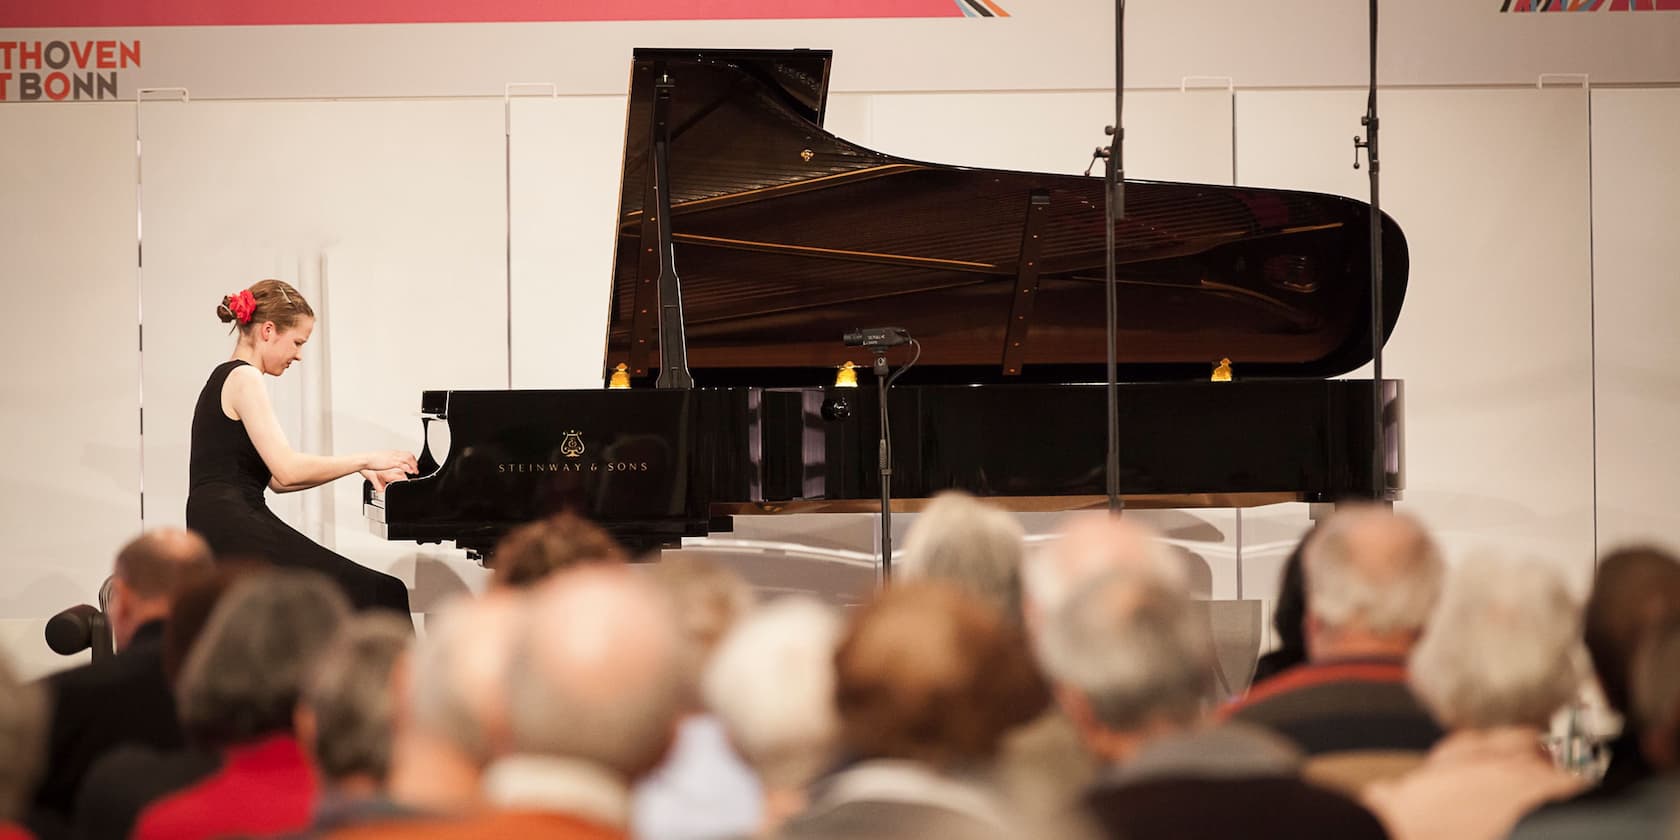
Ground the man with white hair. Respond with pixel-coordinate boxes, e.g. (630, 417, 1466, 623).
(1224, 506, 1445, 783)
(335, 566, 687, 840)
(381, 591, 527, 817)
(998, 513, 1182, 823)
(1364, 556, 1585, 840)
(701, 596, 844, 836)
(1042, 568, 1387, 839)
(901, 491, 1027, 618)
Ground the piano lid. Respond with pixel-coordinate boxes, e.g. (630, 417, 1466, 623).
(607, 48, 1408, 386)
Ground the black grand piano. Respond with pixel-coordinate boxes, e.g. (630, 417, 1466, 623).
(366, 48, 1407, 558)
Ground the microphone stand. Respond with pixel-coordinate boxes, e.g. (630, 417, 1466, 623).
(872, 350, 895, 582)
(1353, 0, 1386, 500)
(867, 337, 920, 584)
(1093, 0, 1126, 514)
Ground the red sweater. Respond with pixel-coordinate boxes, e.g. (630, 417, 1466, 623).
(133, 734, 316, 840)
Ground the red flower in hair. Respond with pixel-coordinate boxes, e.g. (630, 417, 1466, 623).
(228, 289, 257, 324)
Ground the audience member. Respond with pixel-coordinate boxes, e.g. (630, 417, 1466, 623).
(901, 491, 1026, 618)
(288, 613, 417, 837)
(1250, 528, 1311, 686)
(1224, 505, 1444, 789)
(124, 570, 350, 840)
(334, 565, 688, 839)
(999, 514, 1175, 822)
(379, 591, 527, 818)
(490, 511, 628, 589)
(1365, 555, 1585, 839)
(701, 597, 844, 837)
(1040, 567, 1386, 840)
(780, 581, 1048, 840)
(71, 565, 252, 840)
(1580, 545, 1680, 794)
(27, 528, 213, 834)
(1, 654, 46, 840)
(633, 556, 760, 840)
(1510, 613, 1680, 839)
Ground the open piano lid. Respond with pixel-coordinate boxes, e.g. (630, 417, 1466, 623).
(607, 48, 1408, 386)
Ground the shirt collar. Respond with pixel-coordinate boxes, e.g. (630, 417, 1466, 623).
(483, 754, 631, 829)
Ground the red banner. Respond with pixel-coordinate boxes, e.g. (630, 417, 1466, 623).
(0, 0, 970, 28)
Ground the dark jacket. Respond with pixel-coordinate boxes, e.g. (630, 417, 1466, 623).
(29, 620, 182, 835)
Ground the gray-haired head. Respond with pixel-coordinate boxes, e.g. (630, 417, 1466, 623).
(176, 569, 350, 748)
(702, 596, 844, 789)
(1037, 568, 1215, 734)
(300, 613, 413, 786)
(1023, 514, 1182, 635)
(1304, 506, 1443, 639)
(901, 491, 1026, 619)
(408, 591, 527, 764)
(1409, 554, 1582, 731)
(0, 654, 45, 821)
(507, 566, 686, 779)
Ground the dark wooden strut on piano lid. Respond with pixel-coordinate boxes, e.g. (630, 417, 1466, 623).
(364, 49, 1411, 559)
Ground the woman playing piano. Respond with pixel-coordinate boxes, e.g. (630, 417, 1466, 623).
(185, 279, 415, 615)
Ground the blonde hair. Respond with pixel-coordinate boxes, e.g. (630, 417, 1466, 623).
(216, 278, 313, 333)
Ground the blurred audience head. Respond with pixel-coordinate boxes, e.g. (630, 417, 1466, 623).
(0, 654, 44, 822)
(490, 511, 628, 589)
(1630, 616, 1680, 770)
(297, 613, 413, 794)
(1584, 545, 1680, 715)
(835, 581, 1049, 770)
(1037, 568, 1216, 762)
(176, 569, 350, 749)
(1023, 513, 1179, 634)
(109, 527, 214, 649)
(703, 597, 844, 792)
(901, 491, 1027, 619)
(647, 554, 755, 656)
(162, 562, 262, 686)
(407, 591, 527, 765)
(506, 566, 687, 779)
(1302, 505, 1442, 659)
(1409, 555, 1582, 731)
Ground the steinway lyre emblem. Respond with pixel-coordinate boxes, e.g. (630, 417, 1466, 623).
(560, 430, 586, 459)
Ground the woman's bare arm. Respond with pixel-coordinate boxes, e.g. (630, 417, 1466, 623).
(224, 366, 411, 489)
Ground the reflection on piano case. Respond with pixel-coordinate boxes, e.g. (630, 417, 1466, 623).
(366, 48, 1407, 558)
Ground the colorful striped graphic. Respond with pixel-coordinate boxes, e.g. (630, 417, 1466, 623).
(1501, 0, 1680, 10)
(0, 0, 1006, 28)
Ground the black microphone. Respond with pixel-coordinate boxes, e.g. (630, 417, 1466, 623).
(842, 327, 911, 348)
(44, 604, 106, 656)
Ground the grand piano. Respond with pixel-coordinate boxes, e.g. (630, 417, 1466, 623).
(366, 48, 1408, 558)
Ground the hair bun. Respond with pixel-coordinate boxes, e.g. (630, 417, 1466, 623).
(216, 296, 237, 324)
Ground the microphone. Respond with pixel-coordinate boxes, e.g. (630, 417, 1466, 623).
(842, 327, 911, 349)
(45, 604, 110, 657)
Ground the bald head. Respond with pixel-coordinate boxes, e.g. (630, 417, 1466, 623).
(507, 566, 685, 778)
(1303, 506, 1443, 658)
(410, 591, 527, 763)
(110, 528, 214, 648)
(1024, 514, 1179, 632)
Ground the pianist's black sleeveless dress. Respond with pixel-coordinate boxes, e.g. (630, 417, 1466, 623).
(185, 360, 411, 615)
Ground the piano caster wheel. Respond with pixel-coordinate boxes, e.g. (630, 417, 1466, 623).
(821, 395, 851, 421)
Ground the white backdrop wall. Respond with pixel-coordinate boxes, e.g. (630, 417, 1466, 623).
(2, 27, 1677, 674)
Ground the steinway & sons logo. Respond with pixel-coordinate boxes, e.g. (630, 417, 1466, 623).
(496, 430, 650, 474)
(560, 430, 585, 458)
